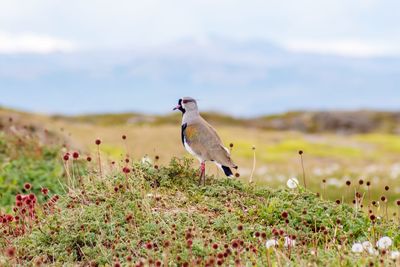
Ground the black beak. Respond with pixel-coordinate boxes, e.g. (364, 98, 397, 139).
(173, 105, 182, 111)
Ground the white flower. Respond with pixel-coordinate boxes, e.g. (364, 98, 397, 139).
(377, 236, 392, 250)
(362, 241, 372, 249)
(265, 239, 278, 249)
(287, 177, 299, 189)
(284, 236, 296, 248)
(141, 155, 152, 165)
(362, 241, 377, 255)
(146, 193, 154, 198)
(390, 251, 400, 260)
(351, 243, 363, 253)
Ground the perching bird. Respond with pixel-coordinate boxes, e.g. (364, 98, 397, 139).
(173, 97, 238, 185)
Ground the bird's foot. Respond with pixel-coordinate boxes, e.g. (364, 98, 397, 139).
(198, 171, 206, 186)
(198, 162, 206, 186)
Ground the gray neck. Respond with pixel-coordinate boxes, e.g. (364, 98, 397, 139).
(182, 109, 200, 124)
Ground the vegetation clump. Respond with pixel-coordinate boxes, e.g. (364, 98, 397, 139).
(0, 126, 63, 208)
(0, 156, 399, 266)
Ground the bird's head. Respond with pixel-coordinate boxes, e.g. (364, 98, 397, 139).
(173, 97, 198, 113)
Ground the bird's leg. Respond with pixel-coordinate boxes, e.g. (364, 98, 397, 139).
(202, 162, 206, 186)
(198, 162, 206, 186)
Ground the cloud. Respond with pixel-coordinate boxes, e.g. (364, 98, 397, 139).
(0, 32, 77, 54)
(282, 39, 400, 58)
(1, 0, 399, 53)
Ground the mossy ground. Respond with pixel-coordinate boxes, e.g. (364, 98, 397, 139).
(1, 157, 399, 266)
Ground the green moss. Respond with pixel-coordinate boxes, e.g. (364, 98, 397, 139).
(2, 158, 398, 266)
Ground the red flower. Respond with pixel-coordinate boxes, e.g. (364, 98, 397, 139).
(5, 247, 16, 258)
(41, 188, 49, 195)
(73, 152, 79, 159)
(24, 183, 32, 190)
(281, 211, 289, 219)
(6, 214, 14, 222)
(95, 139, 101, 145)
(146, 243, 153, 250)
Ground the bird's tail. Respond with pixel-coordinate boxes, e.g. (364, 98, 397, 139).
(221, 165, 234, 177)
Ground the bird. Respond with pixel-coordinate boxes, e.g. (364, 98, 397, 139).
(173, 97, 238, 185)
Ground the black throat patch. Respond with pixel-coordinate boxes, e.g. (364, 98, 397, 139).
(178, 99, 186, 114)
(181, 123, 187, 146)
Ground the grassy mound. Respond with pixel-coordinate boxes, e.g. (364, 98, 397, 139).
(1, 158, 399, 266)
(0, 127, 64, 209)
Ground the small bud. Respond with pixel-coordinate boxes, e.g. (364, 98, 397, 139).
(24, 183, 32, 190)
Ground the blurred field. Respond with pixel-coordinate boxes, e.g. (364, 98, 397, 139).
(1, 108, 400, 209)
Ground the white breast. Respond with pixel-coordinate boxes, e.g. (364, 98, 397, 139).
(183, 138, 203, 163)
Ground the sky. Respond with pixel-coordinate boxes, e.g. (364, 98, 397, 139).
(0, 0, 399, 116)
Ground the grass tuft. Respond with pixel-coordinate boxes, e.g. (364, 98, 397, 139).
(1, 157, 398, 266)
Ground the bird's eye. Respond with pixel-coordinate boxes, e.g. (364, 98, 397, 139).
(182, 99, 191, 104)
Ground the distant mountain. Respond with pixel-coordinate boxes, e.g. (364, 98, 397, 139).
(1, 105, 399, 134)
(250, 110, 400, 134)
(1, 38, 400, 116)
(1, 107, 395, 134)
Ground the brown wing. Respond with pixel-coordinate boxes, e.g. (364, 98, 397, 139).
(185, 118, 236, 168)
